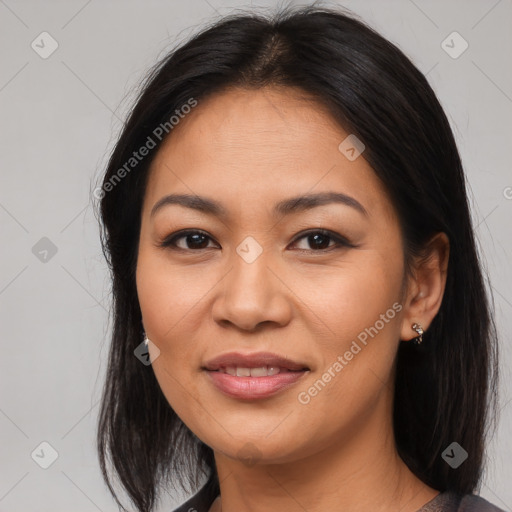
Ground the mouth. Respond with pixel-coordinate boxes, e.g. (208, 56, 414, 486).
(202, 352, 310, 400)
(210, 365, 304, 377)
(203, 351, 310, 372)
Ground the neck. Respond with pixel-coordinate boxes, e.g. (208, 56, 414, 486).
(211, 389, 439, 512)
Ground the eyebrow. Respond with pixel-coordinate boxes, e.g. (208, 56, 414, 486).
(150, 191, 368, 219)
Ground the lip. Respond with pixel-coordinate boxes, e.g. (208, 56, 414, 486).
(203, 351, 309, 372)
(203, 351, 310, 400)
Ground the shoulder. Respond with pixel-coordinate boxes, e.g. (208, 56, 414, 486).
(170, 476, 219, 512)
(171, 493, 204, 512)
(457, 493, 507, 512)
(171, 492, 211, 512)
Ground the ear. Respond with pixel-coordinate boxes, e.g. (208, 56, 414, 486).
(399, 232, 450, 341)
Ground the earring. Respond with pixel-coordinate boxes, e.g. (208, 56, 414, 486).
(411, 323, 424, 345)
(143, 331, 149, 347)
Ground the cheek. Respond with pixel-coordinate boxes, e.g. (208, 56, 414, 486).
(135, 251, 214, 410)
(137, 266, 206, 428)
(295, 250, 404, 348)
(136, 247, 210, 342)
(291, 250, 404, 411)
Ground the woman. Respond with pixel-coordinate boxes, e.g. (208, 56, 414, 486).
(95, 5, 504, 512)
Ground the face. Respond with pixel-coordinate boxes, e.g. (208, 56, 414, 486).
(136, 86, 410, 465)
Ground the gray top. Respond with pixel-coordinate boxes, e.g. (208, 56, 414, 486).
(417, 490, 506, 512)
(172, 479, 506, 512)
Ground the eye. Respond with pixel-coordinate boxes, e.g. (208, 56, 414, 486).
(158, 228, 354, 252)
(160, 230, 218, 251)
(290, 229, 354, 252)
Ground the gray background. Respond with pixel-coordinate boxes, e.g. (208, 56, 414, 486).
(1, 0, 511, 510)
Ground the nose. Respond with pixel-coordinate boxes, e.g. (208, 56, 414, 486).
(211, 250, 292, 332)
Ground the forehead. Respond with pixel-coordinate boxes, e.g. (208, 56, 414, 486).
(154, 86, 347, 164)
(144, 86, 395, 223)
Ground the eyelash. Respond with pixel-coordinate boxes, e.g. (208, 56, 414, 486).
(158, 229, 355, 253)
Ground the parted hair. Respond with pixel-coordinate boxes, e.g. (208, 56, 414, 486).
(95, 4, 499, 512)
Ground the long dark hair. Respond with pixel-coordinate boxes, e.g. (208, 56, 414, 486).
(94, 4, 499, 511)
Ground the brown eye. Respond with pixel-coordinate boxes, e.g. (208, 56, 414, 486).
(299, 232, 332, 250)
(290, 229, 354, 252)
(160, 230, 217, 250)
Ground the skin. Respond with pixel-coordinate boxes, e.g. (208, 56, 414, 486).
(136, 86, 450, 512)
